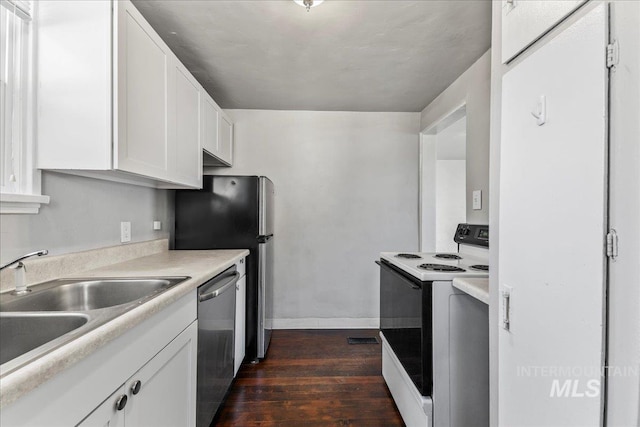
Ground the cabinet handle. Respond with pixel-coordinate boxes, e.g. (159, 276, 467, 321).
(131, 380, 142, 395)
(115, 394, 128, 411)
(502, 290, 511, 330)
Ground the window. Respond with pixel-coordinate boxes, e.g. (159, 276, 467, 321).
(0, 0, 48, 213)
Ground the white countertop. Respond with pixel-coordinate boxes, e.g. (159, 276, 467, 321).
(0, 249, 249, 408)
(452, 277, 489, 305)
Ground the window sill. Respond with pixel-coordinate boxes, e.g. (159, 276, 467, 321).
(0, 193, 50, 214)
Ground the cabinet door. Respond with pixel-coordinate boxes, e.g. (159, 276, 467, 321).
(499, 5, 607, 426)
(201, 93, 220, 157)
(114, 0, 170, 179)
(76, 387, 126, 427)
(172, 60, 202, 188)
(37, 0, 112, 170)
(217, 114, 234, 166)
(124, 321, 197, 427)
(501, 0, 586, 63)
(234, 275, 247, 375)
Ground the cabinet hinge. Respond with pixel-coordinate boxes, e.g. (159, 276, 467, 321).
(606, 41, 619, 69)
(606, 229, 618, 260)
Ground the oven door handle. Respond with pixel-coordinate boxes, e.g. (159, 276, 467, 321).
(376, 260, 421, 290)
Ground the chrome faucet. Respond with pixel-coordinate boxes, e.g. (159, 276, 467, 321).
(1, 250, 48, 295)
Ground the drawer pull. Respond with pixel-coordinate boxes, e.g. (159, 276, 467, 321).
(115, 394, 128, 411)
(131, 380, 142, 395)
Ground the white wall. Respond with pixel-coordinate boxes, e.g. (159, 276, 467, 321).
(0, 172, 172, 264)
(206, 109, 420, 328)
(435, 160, 466, 253)
(421, 50, 491, 225)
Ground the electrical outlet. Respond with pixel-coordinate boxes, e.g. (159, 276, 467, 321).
(153, 221, 162, 231)
(120, 222, 131, 243)
(473, 190, 482, 210)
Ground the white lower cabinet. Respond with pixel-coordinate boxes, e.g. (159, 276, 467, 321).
(78, 321, 197, 427)
(124, 321, 196, 426)
(0, 291, 197, 427)
(234, 274, 246, 375)
(77, 386, 126, 427)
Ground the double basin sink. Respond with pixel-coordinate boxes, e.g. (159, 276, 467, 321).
(0, 277, 189, 376)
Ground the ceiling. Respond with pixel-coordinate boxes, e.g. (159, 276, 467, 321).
(133, 0, 491, 112)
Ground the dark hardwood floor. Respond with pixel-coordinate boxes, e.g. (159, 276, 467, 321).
(215, 329, 405, 426)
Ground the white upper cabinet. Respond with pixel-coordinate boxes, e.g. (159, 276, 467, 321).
(37, 0, 113, 171)
(201, 91, 233, 167)
(201, 94, 220, 158)
(501, 0, 586, 63)
(218, 114, 234, 166)
(36, 0, 225, 189)
(172, 62, 203, 188)
(115, 0, 170, 180)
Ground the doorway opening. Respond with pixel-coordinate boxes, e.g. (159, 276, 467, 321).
(419, 105, 467, 252)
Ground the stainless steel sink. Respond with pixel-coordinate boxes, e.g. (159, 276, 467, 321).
(0, 276, 189, 376)
(0, 278, 184, 312)
(0, 313, 89, 365)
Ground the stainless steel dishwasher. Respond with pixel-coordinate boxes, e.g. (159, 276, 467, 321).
(197, 265, 238, 427)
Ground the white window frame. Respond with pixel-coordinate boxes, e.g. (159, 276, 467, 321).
(0, 0, 48, 214)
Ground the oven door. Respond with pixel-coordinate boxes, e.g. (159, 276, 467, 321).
(378, 259, 432, 396)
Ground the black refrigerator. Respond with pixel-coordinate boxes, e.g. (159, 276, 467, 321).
(174, 175, 274, 361)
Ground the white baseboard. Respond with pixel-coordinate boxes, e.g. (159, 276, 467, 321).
(270, 317, 379, 329)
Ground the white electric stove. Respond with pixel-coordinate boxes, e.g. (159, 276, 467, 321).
(378, 224, 490, 427)
(380, 251, 489, 282)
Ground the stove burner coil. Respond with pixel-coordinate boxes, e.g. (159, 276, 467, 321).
(433, 254, 462, 260)
(470, 265, 489, 271)
(418, 263, 465, 272)
(395, 253, 422, 259)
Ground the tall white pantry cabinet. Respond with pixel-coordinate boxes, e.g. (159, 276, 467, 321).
(37, 0, 233, 188)
(498, 2, 610, 426)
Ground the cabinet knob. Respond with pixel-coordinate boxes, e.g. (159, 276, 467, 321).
(131, 380, 142, 395)
(115, 394, 128, 411)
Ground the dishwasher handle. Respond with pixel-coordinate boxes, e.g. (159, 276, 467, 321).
(199, 272, 239, 302)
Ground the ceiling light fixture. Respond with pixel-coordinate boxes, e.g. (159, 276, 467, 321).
(294, 0, 324, 12)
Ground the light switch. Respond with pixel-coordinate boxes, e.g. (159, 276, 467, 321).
(153, 221, 162, 231)
(473, 190, 482, 210)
